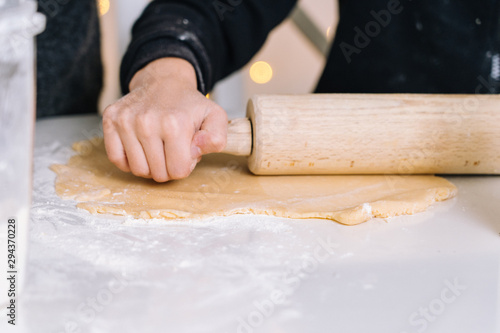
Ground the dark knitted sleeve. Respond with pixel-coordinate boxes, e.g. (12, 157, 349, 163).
(120, 0, 297, 95)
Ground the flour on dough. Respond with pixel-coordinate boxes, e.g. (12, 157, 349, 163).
(50, 139, 457, 225)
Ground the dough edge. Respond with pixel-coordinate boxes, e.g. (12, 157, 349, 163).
(51, 139, 458, 225)
(74, 186, 457, 226)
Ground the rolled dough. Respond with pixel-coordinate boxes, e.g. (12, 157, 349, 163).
(50, 139, 457, 225)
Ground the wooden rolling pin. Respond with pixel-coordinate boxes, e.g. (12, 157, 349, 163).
(221, 94, 500, 175)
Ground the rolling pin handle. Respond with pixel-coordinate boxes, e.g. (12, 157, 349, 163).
(222, 118, 252, 156)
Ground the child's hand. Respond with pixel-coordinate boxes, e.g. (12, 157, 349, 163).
(102, 58, 227, 182)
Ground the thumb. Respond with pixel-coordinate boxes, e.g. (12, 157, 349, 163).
(192, 105, 228, 156)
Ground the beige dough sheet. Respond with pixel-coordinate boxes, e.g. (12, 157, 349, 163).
(50, 139, 457, 225)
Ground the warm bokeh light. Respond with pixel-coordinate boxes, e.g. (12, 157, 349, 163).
(249, 61, 273, 84)
(326, 26, 332, 39)
(98, 0, 110, 16)
(206, 93, 210, 99)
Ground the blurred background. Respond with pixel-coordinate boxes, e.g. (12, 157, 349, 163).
(98, 0, 339, 119)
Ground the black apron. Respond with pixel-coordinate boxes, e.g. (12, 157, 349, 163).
(317, 0, 500, 94)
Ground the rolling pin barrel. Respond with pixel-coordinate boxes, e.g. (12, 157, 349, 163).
(223, 94, 500, 175)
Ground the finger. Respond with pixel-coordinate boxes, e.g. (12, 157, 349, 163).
(139, 137, 169, 182)
(192, 105, 228, 155)
(162, 122, 195, 180)
(120, 131, 151, 178)
(103, 125, 130, 172)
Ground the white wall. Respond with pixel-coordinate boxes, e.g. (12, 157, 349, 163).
(99, 0, 150, 112)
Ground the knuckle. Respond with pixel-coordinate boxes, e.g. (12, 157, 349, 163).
(117, 113, 132, 131)
(102, 106, 119, 129)
(161, 113, 185, 137)
(214, 104, 228, 120)
(135, 114, 153, 138)
(208, 103, 228, 121)
(102, 116, 114, 132)
(103, 104, 117, 117)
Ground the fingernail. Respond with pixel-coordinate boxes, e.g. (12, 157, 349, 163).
(190, 160, 197, 172)
(191, 145, 202, 159)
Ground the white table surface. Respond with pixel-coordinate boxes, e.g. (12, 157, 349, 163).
(3, 115, 500, 333)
